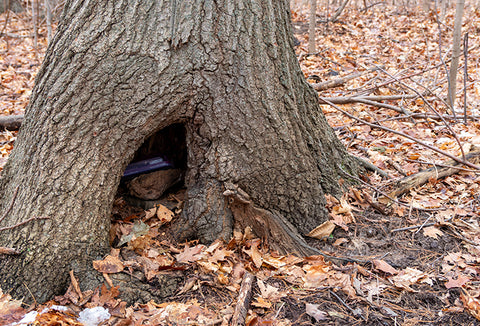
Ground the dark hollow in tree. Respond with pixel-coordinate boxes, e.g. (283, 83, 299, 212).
(0, 0, 361, 303)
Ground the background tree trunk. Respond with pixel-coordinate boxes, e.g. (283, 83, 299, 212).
(0, 0, 23, 13)
(309, 0, 317, 52)
(0, 0, 360, 303)
(447, 0, 465, 110)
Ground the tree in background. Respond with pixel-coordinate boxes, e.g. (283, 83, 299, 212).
(447, 0, 466, 110)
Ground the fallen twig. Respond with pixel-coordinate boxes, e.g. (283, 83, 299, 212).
(320, 97, 480, 170)
(373, 64, 467, 162)
(311, 66, 383, 91)
(355, 157, 390, 179)
(231, 271, 255, 326)
(355, 98, 411, 115)
(381, 147, 480, 201)
(391, 223, 436, 232)
(329, 290, 366, 321)
(0, 32, 31, 38)
(319, 94, 418, 104)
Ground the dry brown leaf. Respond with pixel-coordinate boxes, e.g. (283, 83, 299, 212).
(390, 267, 432, 291)
(373, 259, 398, 275)
(445, 274, 470, 289)
(252, 296, 272, 309)
(69, 270, 83, 300)
(244, 243, 263, 269)
(423, 226, 444, 239)
(176, 244, 205, 263)
(307, 220, 335, 239)
(145, 207, 157, 220)
(155, 204, 174, 223)
(93, 254, 124, 274)
(257, 279, 284, 301)
(0, 288, 25, 325)
(333, 238, 348, 247)
(303, 264, 330, 288)
(461, 289, 480, 321)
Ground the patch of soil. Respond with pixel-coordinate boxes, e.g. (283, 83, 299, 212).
(281, 209, 480, 325)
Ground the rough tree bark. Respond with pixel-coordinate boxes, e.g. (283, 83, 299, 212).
(0, 0, 361, 303)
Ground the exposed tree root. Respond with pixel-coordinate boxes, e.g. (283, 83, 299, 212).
(223, 182, 318, 257)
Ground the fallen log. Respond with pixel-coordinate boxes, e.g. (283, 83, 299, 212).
(0, 114, 24, 130)
(231, 271, 256, 326)
(310, 66, 382, 91)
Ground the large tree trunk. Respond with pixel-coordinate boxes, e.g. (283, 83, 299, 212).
(0, 0, 360, 303)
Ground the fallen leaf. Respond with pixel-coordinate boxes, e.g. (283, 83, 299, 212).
(423, 226, 444, 239)
(118, 220, 150, 246)
(445, 274, 470, 289)
(252, 297, 272, 309)
(303, 264, 330, 288)
(307, 220, 335, 239)
(0, 288, 25, 325)
(373, 259, 398, 275)
(257, 279, 283, 300)
(460, 289, 480, 320)
(333, 238, 348, 247)
(391, 267, 432, 291)
(305, 303, 328, 321)
(93, 255, 124, 273)
(176, 244, 205, 263)
(155, 204, 174, 223)
(243, 242, 263, 269)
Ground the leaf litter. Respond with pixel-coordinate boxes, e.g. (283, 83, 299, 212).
(1, 3, 480, 325)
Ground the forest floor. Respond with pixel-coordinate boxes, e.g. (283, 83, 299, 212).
(1, 3, 480, 326)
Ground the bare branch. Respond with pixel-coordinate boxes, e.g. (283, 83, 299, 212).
(320, 97, 480, 170)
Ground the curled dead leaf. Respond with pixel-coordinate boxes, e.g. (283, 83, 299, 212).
(307, 220, 335, 239)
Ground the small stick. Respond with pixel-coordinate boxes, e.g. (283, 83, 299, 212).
(23, 282, 38, 307)
(414, 214, 433, 235)
(321, 97, 480, 170)
(386, 159, 407, 176)
(338, 166, 443, 212)
(319, 94, 418, 104)
(391, 216, 453, 233)
(329, 290, 366, 321)
(391, 224, 435, 232)
(231, 271, 256, 326)
(375, 65, 467, 163)
(274, 302, 285, 319)
(405, 158, 479, 173)
(311, 66, 381, 91)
